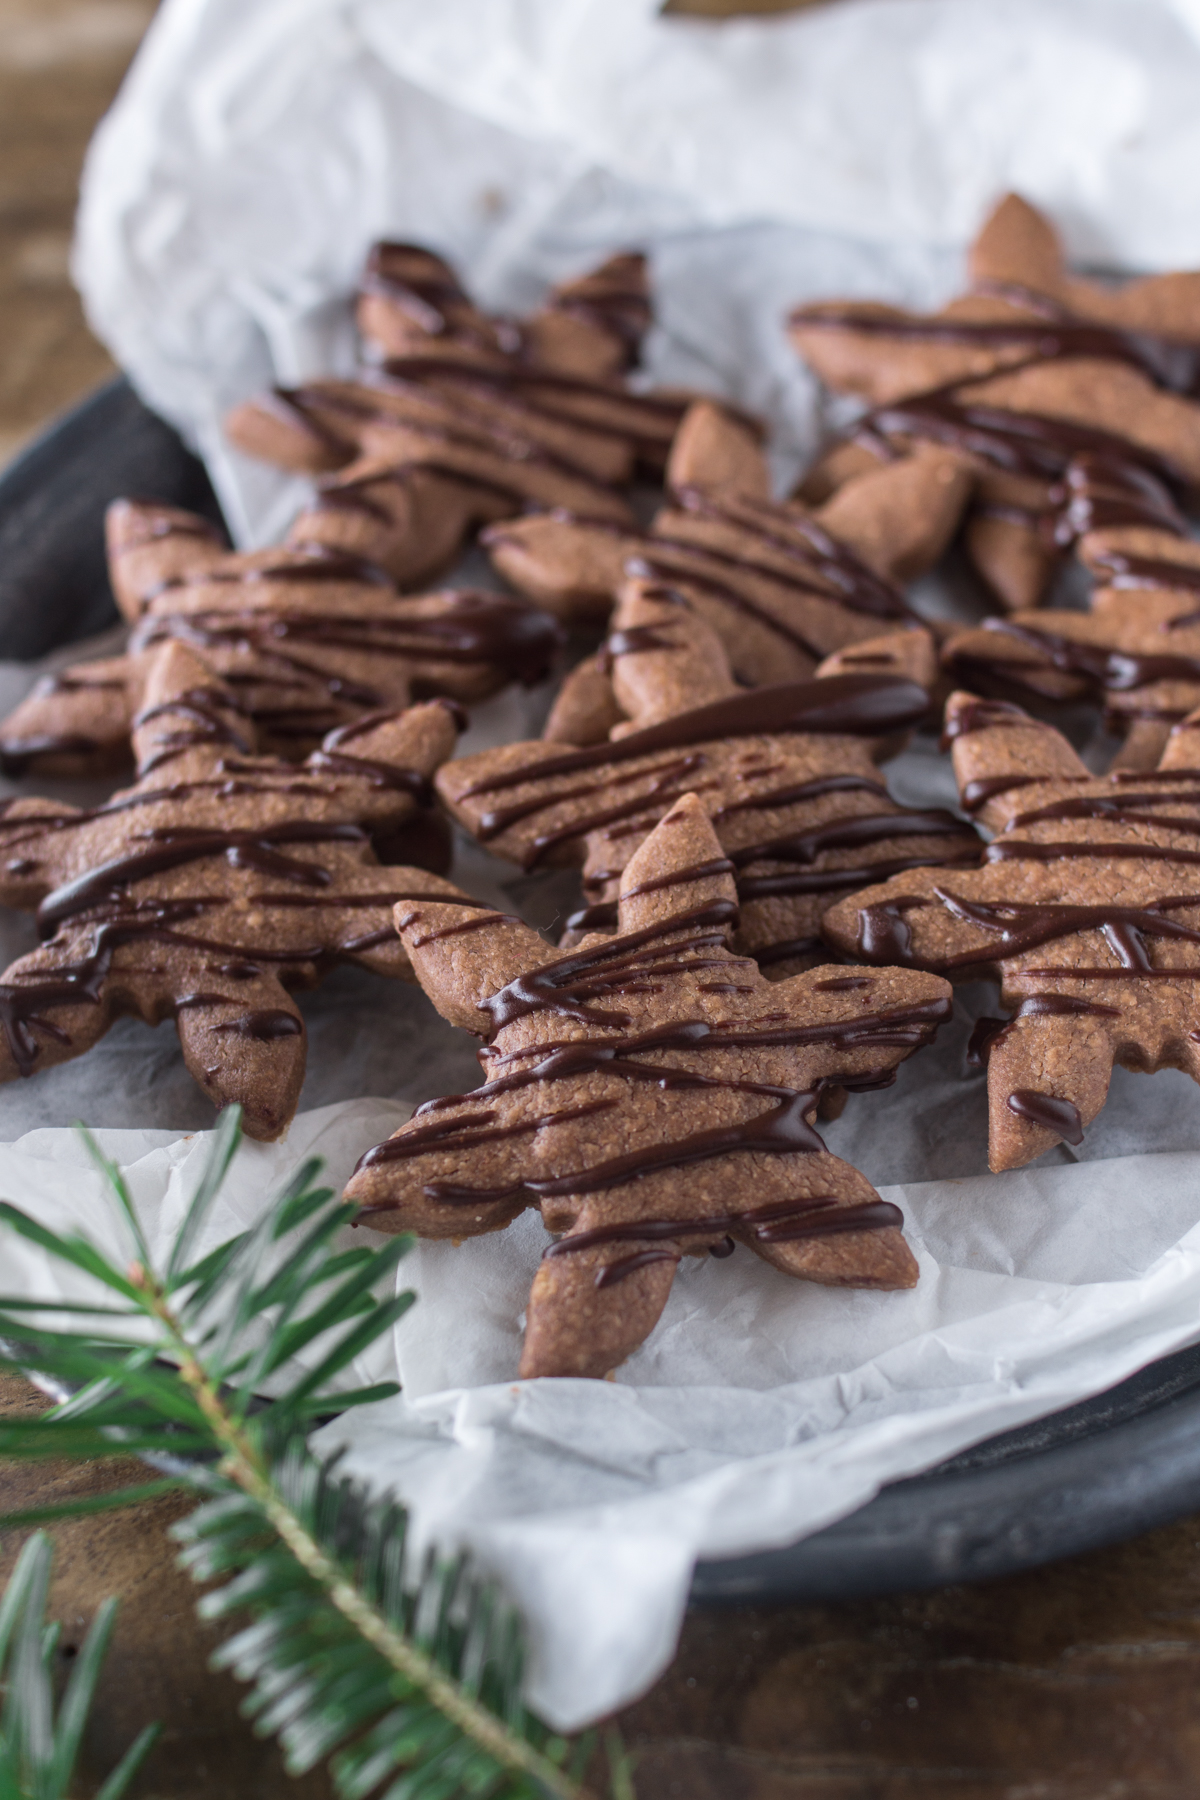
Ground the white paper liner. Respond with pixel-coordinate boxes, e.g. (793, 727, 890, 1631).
(74, 0, 1200, 543)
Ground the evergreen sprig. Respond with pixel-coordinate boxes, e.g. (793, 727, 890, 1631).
(0, 1531, 159, 1800)
(0, 1108, 608, 1800)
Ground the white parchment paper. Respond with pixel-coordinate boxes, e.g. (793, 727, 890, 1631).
(74, 0, 1200, 542)
(13, 0, 1200, 1731)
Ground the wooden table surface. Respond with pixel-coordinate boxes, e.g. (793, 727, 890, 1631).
(4, 5, 1200, 1797)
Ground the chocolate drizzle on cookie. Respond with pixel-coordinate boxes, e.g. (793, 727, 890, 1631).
(790, 295, 1200, 398)
(349, 795, 952, 1376)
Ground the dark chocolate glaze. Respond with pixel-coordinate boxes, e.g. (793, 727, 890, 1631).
(214, 1010, 304, 1042)
(930, 892, 1200, 974)
(362, 1085, 826, 1202)
(1007, 1088, 1085, 1145)
(554, 1193, 905, 1290)
(791, 297, 1200, 397)
(713, 772, 890, 819)
(36, 821, 366, 935)
(671, 486, 910, 621)
(281, 383, 625, 496)
(133, 686, 254, 774)
(729, 809, 976, 875)
(977, 620, 1200, 695)
(379, 354, 683, 426)
(1046, 454, 1186, 549)
(625, 557, 829, 662)
(38, 672, 127, 696)
(599, 624, 676, 667)
(961, 773, 1059, 812)
(621, 857, 736, 899)
(861, 393, 1183, 488)
(460, 674, 929, 806)
(941, 698, 1032, 744)
(133, 591, 564, 689)
(478, 899, 740, 1035)
(1091, 548, 1200, 594)
(987, 840, 1200, 867)
(361, 244, 477, 336)
(0, 736, 101, 774)
(409, 912, 520, 948)
(593, 1248, 680, 1289)
(308, 748, 433, 803)
(967, 992, 1120, 1065)
(1006, 791, 1200, 829)
(739, 851, 981, 903)
(148, 546, 394, 596)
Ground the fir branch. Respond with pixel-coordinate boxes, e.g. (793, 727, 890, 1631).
(0, 1110, 610, 1800)
(0, 1532, 160, 1800)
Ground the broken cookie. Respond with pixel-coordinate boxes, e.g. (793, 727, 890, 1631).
(345, 792, 952, 1379)
(823, 688, 1200, 1171)
(0, 639, 469, 1139)
(0, 498, 564, 774)
(437, 580, 978, 978)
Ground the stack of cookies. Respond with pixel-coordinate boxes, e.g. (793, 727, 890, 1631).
(6, 207, 1200, 1378)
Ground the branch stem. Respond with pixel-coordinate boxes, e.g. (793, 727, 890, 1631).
(139, 1277, 588, 1800)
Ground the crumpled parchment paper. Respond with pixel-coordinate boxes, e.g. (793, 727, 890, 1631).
(74, 0, 1200, 541)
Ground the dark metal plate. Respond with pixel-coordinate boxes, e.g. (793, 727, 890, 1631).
(0, 376, 223, 657)
(5, 378, 1200, 1606)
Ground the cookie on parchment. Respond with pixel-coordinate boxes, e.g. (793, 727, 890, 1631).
(0, 498, 564, 775)
(345, 793, 952, 1379)
(0, 639, 469, 1139)
(485, 399, 968, 689)
(790, 193, 1200, 613)
(941, 528, 1200, 773)
(822, 688, 1200, 1171)
(437, 579, 978, 978)
(226, 245, 695, 589)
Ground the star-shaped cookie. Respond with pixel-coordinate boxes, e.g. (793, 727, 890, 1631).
(436, 578, 979, 977)
(484, 399, 969, 688)
(225, 244, 693, 588)
(0, 638, 469, 1139)
(0, 499, 564, 775)
(941, 528, 1200, 773)
(344, 793, 952, 1378)
(822, 688, 1200, 1171)
(790, 193, 1200, 612)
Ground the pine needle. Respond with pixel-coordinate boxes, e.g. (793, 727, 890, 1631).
(0, 1109, 619, 1800)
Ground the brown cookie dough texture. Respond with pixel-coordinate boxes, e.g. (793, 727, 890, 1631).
(224, 244, 697, 589)
(941, 527, 1200, 774)
(436, 582, 977, 979)
(0, 640, 468, 1139)
(345, 793, 952, 1379)
(789, 193, 1200, 614)
(823, 688, 1200, 1173)
(0, 498, 565, 777)
(485, 399, 966, 688)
